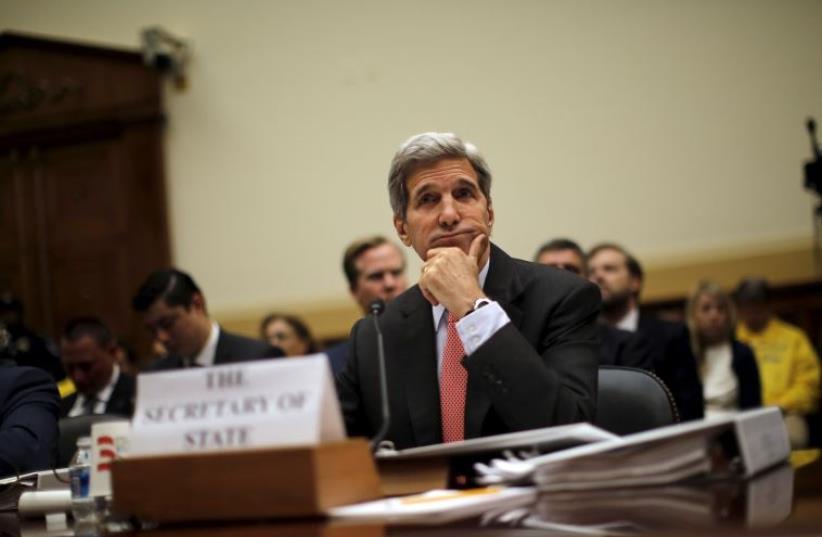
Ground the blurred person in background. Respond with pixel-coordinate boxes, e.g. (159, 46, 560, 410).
(259, 313, 319, 357)
(0, 364, 59, 477)
(535, 238, 652, 371)
(0, 292, 64, 382)
(133, 268, 284, 370)
(685, 280, 761, 418)
(326, 236, 410, 375)
(59, 317, 135, 418)
(735, 277, 820, 448)
(588, 243, 704, 421)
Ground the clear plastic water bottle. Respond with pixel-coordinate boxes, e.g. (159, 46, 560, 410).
(69, 436, 96, 526)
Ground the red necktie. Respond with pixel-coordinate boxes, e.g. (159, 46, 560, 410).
(440, 313, 467, 442)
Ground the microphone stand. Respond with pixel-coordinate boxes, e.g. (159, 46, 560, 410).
(805, 118, 822, 273)
(368, 300, 391, 452)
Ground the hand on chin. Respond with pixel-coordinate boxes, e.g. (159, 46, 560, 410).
(419, 234, 488, 318)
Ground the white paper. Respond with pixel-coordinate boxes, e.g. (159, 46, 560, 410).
(734, 406, 790, 477)
(329, 487, 536, 523)
(377, 422, 617, 460)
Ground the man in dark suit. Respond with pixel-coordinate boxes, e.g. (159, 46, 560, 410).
(535, 238, 653, 370)
(0, 365, 59, 477)
(587, 243, 704, 421)
(337, 132, 600, 449)
(132, 269, 284, 370)
(59, 317, 135, 418)
(326, 236, 409, 375)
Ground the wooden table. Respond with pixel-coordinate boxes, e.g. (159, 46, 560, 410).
(115, 454, 822, 537)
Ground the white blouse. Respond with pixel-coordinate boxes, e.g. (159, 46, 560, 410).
(701, 342, 739, 418)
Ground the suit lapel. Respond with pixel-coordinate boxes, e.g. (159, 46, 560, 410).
(398, 287, 442, 446)
(61, 393, 77, 417)
(104, 375, 121, 414)
(465, 244, 524, 438)
(213, 331, 228, 365)
(106, 374, 130, 415)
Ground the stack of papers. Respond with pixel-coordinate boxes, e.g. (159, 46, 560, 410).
(376, 423, 617, 495)
(476, 407, 789, 490)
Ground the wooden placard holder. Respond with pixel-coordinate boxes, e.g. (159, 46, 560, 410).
(111, 439, 382, 522)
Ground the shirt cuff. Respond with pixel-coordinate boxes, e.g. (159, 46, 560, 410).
(455, 301, 511, 355)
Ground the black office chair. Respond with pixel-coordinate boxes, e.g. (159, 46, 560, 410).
(594, 366, 679, 435)
(57, 414, 124, 468)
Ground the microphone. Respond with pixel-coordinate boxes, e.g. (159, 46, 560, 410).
(807, 118, 820, 159)
(367, 299, 391, 452)
(805, 117, 822, 198)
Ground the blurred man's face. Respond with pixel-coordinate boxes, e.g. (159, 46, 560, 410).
(587, 247, 640, 310)
(737, 302, 771, 333)
(351, 243, 408, 313)
(143, 295, 210, 359)
(61, 335, 115, 396)
(537, 249, 586, 277)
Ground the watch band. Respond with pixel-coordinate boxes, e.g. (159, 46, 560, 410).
(465, 297, 492, 318)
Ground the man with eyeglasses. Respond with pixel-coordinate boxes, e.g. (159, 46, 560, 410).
(133, 269, 284, 371)
(535, 238, 653, 372)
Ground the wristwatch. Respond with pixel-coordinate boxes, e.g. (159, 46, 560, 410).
(466, 297, 492, 317)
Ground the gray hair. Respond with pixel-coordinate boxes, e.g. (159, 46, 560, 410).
(388, 132, 492, 220)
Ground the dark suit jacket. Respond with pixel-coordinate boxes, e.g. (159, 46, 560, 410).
(144, 328, 284, 371)
(597, 324, 654, 370)
(731, 340, 762, 410)
(59, 371, 136, 418)
(637, 313, 704, 421)
(325, 340, 350, 377)
(0, 366, 59, 477)
(337, 244, 601, 449)
(4, 326, 65, 381)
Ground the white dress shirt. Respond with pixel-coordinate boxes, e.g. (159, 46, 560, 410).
(68, 364, 121, 417)
(616, 307, 640, 332)
(190, 322, 221, 367)
(432, 259, 511, 376)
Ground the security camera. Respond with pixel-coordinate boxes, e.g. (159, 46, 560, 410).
(140, 26, 190, 89)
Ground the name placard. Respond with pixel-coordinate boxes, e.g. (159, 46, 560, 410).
(128, 355, 345, 456)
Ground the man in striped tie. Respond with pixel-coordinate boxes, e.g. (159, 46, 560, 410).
(337, 132, 600, 449)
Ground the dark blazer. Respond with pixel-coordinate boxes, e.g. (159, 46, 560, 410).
(337, 244, 601, 450)
(731, 340, 762, 410)
(637, 313, 704, 421)
(597, 324, 654, 370)
(59, 371, 136, 418)
(144, 328, 284, 371)
(325, 340, 350, 377)
(0, 366, 59, 477)
(4, 326, 65, 381)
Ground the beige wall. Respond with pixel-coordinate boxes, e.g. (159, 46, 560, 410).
(3, 0, 821, 328)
